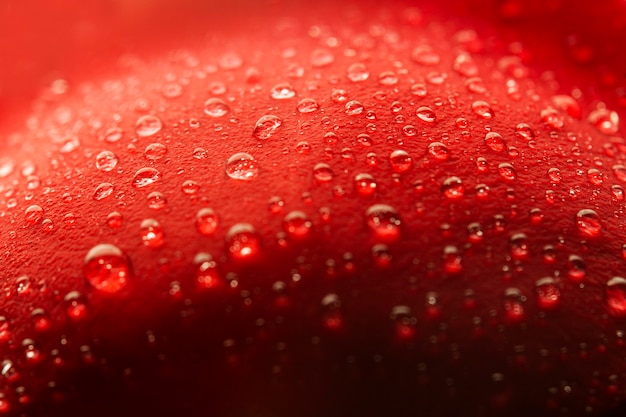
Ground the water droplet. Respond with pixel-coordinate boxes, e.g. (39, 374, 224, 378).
(268, 196, 285, 214)
(24, 205, 43, 225)
(253, 115, 282, 140)
(548, 167, 562, 183)
(296, 98, 319, 113)
(346, 63, 370, 82)
(503, 288, 526, 322)
(270, 82, 296, 99)
(606, 277, 626, 317)
(226, 223, 261, 261)
(135, 115, 162, 137)
(106, 211, 123, 229)
(484, 132, 507, 152)
(310, 48, 334, 67)
(196, 208, 218, 235)
(321, 293, 343, 330)
(587, 168, 603, 185)
(443, 245, 463, 274)
(410, 83, 428, 97)
(283, 211, 313, 239)
(354, 173, 377, 196)
(535, 277, 561, 310)
(331, 88, 348, 103)
(390, 305, 417, 340)
(426, 142, 450, 162)
(144, 143, 167, 160)
(378, 71, 398, 86)
(83, 244, 131, 293)
(93, 182, 114, 201)
(551, 95, 581, 119)
(567, 255, 586, 281)
(194, 252, 221, 289)
(389, 150, 412, 173)
(371, 244, 392, 268)
(467, 222, 484, 243)
(453, 52, 479, 76)
(515, 123, 535, 140)
(465, 77, 486, 94)
(225, 153, 258, 181)
(411, 45, 440, 65)
(441, 176, 464, 200)
(312, 163, 334, 182)
(95, 151, 118, 172)
(64, 291, 88, 321)
(416, 106, 436, 123)
(180, 180, 199, 196)
(365, 204, 401, 241)
(132, 167, 161, 189)
(509, 233, 530, 260)
(345, 100, 365, 115)
(588, 107, 619, 134)
(140, 218, 165, 248)
(471, 101, 494, 119)
(203, 98, 230, 117)
(161, 82, 182, 99)
(575, 209, 601, 237)
(103, 127, 123, 143)
(497, 163, 517, 181)
(540, 107, 564, 130)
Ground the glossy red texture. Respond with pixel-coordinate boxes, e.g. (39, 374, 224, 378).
(1, 0, 626, 416)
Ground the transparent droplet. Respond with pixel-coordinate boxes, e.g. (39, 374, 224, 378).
(390, 305, 416, 340)
(196, 208, 218, 235)
(95, 151, 118, 172)
(443, 245, 463, 274)
(587, 168, 603, 185)
(103, 127, 123, 143)
(606, 277, 626, 317)
(203, 98, 230, 117)
(354, 173, 377, 196)
(484, 132, 507, 152)
(371, 244, 392, 268)
(161, 82, 182, 99)
(296, 98, 319, 113)
(588, 108, 619, 135)
(453, 52, 479, 76)
(540, 107, 564, 130)
(389, 150, 412, 173)
(575, 209, 601, 237)
(365, 204, 401, 241)
(416, 106, 436, 123)
(83, 244, 131, 293)
(535, 277, 561, 310)
(226, 223, 261, 261)
(135, 115, 162, 137)
(310, 48, 335, 67)
(345, 100, 365, 115)
(226, 152, 259, 181)
(515, 123, 535, 140)
(283, 210, 313, 239)
(270, 82, 296, 99)
(24, 205, 43, 225)
(331, 89, 348, 103)
(140, 218, 165, 248)
(64, 291, 88, 321)
(106, 211, 123, 229)
(509, 233, 530, 260)
(378, 71, 398, 86)
(144, 143, 167, 160)
(312, 163, 334, 182)
(253, 115, 282, 140)
(147, 191, 167, 210)
(194, 252, 221, 289)
(321, 293, 343, 330)
(567, 254, 586, 281)
(548, 167, 562, 183)
(411, 45, 440, 65)
(471, 100, 494, 119)
(441, 176, 464, 200)
(181, 180, 200, 195)
(93, 182, 114, 201)
(132, 167, 161, 188)
(497, 163, 517, 181)
(465, 77, 486, 94)
(503, 288, 526, 322)
(346, 63, 370, 82)
(551, 95, 581, 119)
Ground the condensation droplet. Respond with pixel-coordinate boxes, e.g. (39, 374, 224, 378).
(203, 98, 230, 117)
(270, 82, 296, 100)
(312, 163, 334, 182)
(416, 106, 436, 123)
(93, 182, 114, 201)
(147, 191, 167, 210)
(346, 63, 370, 82)
(132, 167, 161, 188)
(497, 163, 517, 181)
(535, 277, 561, 310)
(503, 288, 526, 322)
(296, 98, 319, 113)
(83, 244, 131, 293)
(95, 151, 118, 172)
(471, 100, 494, 119)
(196, 208, 218, 235)
(509, 233, 530, 260)
(484, 132, 507, 152)
(24, 205, 43, 225)
(389, 150, 412, 173)
(140, 218, 165, 248)
(606, 277, 626, 317)
(225, 153, 258, 181)
(253, 115, 282, 140)
(144, 143, 167, 160)
(226, 223, 261, 261)
(354, 173, 377, 196)
(575, 209, 601, 237)
(441, 176, 464, 200)
(135, 115, 162, 137)
(283, 210, 313, 239)
(365, 204, 401, 242)
(588, 107, 619, 135)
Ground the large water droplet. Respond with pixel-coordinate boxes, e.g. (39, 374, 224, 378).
(540, 107, 564, 130)
(196, 208, 218, 235)
(95, 150, 118, 172)
(283, 210, 313, 240)
(132, 167, 161, 188)
(588, 107, 619, 135)
(514, 123, 535, 141)
(575, 209, 601, 237)
(471, 101, 494, 119)
(312, 163, 334, 182)
(607, 277, 626, 317)
(226, 152, 259, 181)
(226, 223, 261, 261)
(389, 150, 412, 173)
(144, 143, 167, 160)
(346, 63, 370, 82)
(365, 204, 401, 241)
(253, 115, 282, 140)
(140, 218, 165, 248)
(484, 132, 507, 152)
(416, 106, 436, 123)
(354, 173, 377, 196)
(93, 182, 114, 201)
(203, 98, 230, 117)
(135, 115, 163, 137)
(441, 176, 464, 200)
(535, 277, 561, 310)
(24, 205, 43, 225)
(83, 244, 131, 293)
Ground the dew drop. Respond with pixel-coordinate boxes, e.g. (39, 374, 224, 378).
(194, 252, 221, 289)
(226, 223, 261, 261)
(567, 254, 586, 281)
(371, 244, 392, 268)
(535, 277, 561, 310)
(283, 211, 313, 239)
(587, 168, 603, 185)
(83, 244, 131, 293)
(365, 204, 401, 241)
(453, 52, 479, 76)
(497, 163, 517, 181)
(135, 115, 162, 137)
(147, 191, 167, 210)
(471, 100, 494, 119)
(93, 182, 114, 201)
(253, 115, 282, 140)
(509, 233, 530, 260)
(64, 291, 88, 321)
(606, 277, 626, 317)
(548, 167, 562, 183)
(515, 123, 535, 140)
(312, 163, 334, 182)
(226, 152, 259, 181)
(411, 45, 440, 65)
(354, 173, 377, 196)
(443, 245, 463, 274)
(203, 98, 230, 117)
(389, 150, 412, 173)
(441, 176, 464, 200)
(390, 305, 417, 340)
(270, 82, 296, 99)
(103, 127, 123, 143)
(196, 208, 218, 235)
(95, 151, 118, 172)
(575, 209, 601, 237)
(132, 167, 161, 189)
(296, 98, 319, 113)
(140, 218, 165, 248)
(181, 180, 200, 195)
(106, 211, 123, 229)
(503, 288, 526, 322)
(310, 48, 334, 67)
(144, 143, 167, 160)
(346, 63, 370, 82)
(416, 106, 436, 123)
(540, 107, 564, 130)
(484, 132, 507, 152)
(24, 205, 43, 225)
(588, 108, 620, 135)
(345, 100, 365, 115)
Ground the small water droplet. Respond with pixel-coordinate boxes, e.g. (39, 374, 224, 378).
(411, 45, 440, 65)
(497, 163, 517, 181)
(606, 277, 626, 317)
(226, 223, 261, 261)
(310, 48, 334, 67)
(140, 219, 165, 248)
(371, 244, 392, 268)
(567, 254, 586, 281)
(95, 151, 118, 172)
(321, 293, 343, 330)
(270, 82, 296, 99)
(296, 98, 319, 113)
(484, 132, 507, 152)
(196, 208, 218, 235)
(312, 163, 334, 182)
(588, 107, 619, 135)
(106, 211, 123, 229)
(575, 209, 601, 237)
(83, 244, 131, 293)
(509, 233, 530, 260)
(144, 143, 167, 160)
(135, 115, 162, 137)
(203, 98, 230, 117)
(365, 204, 401, 241)
(24, 205, 43, 225)
(503, 288, 526, 322)
(93, 182, 114, 201)
(253, 115, 282, 140)
(441, 176, 464, 200)
(540, 107, 564, 130)
(535, 277, 561, 310)
(390, 305, 417, 340)
(471, 101, 494, 119)
(515, 123, 535, 140)
(354, 173, 377, 196)
(194, 252, 221, 289)
(345, 100, 365, 115)
(587, 168, 603, 185)
(103, 127, 123, 143)
(389, 150, 412, 173)
(427, 142, 450, 161)
(453, 52, 479, 76)
(147, 191, 167, 210)
(346, 63, 370, 82)
(64, 291, 88, 321)
(283, 211, 313, 239)
(132, 167, 161, 189)
(548, 167, 562, 183)
(225, 153, 258, 181)
(416, 106, 436, 123)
